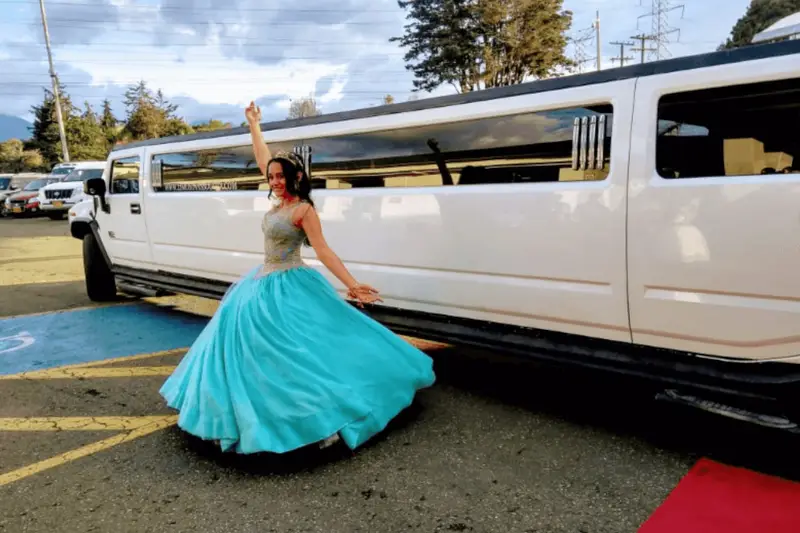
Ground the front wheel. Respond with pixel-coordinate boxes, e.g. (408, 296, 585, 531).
(83, 231, 117, 302)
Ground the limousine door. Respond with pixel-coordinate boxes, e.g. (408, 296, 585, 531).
(627, 60, 800, 361)
(95, 150, 153, 267)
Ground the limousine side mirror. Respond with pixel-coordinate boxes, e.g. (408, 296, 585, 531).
(84, 177, 110, 214)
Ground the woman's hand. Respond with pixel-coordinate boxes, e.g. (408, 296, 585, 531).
(245, 101, 261, 124)
(347, 283, 382, 308)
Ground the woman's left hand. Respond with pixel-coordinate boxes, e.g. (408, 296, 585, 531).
(347, 284, 382, 307)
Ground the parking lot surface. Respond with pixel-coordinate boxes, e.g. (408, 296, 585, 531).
(2, 217, 799, 533)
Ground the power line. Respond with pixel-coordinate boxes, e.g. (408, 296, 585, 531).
(1, 55, 406, 63)
(637, 0, 686, 61)
(3, 17, 401, 26)
(5, 40, 403, 48)
(609, 40, 634, 67)
(0, 0, 403, 11)
(0, 0, 633, 16)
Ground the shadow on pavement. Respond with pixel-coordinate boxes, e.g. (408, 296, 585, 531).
(170, 400, 425, 476)
(429, 347, 800, 482)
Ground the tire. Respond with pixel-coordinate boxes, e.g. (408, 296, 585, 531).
(83, 231, 117, 302)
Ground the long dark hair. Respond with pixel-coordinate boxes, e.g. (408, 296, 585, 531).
(266, 154, 314, 245)
(266, 155, 314, 208)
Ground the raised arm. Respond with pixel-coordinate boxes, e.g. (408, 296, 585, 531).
(245, 101, 271, 175)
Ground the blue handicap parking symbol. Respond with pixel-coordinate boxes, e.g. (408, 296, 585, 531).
(0, 304, 209, 375)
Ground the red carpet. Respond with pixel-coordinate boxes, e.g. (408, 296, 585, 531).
(639, 458, 800, 533)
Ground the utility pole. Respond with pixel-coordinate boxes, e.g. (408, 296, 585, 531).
(594, 10, 601, 71)
(630, 33, 657, 63)
(610, 41, 634, 67)
(38, 0, 69, 162)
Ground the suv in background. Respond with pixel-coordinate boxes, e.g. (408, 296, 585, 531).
(39, 162, 106, 220)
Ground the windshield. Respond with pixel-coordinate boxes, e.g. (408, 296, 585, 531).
(23, 178, 55, 191)
(50, 167, 75, 176)
(64, 168, 104, 182)
(0, 177, 10, 190)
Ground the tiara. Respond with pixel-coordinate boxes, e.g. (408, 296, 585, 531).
(272, 150, 305, 171)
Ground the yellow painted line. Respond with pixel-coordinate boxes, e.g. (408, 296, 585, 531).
(0, 347, 187, 381)
(72, 347, 187, 369)
(0, 416, 178, 431)
(0, 254, 82, 265)
(1, 300, 138, 320)
(0, 366, 177, 380)
(0, 416, 177, 487)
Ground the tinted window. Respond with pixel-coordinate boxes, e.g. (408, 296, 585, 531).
(0, 177, 10, 189)
(305, 104, 613, 189)
(657, 78, 800, 179)
(152, 142, 296, 192)
(110, 156, 140, 194)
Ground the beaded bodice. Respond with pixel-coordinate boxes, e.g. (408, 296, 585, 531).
(260, 202, 307, 275)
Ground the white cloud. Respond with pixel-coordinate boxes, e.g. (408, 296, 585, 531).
(61, 42, 350, 107)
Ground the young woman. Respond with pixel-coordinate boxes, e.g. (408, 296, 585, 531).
(159, 102, 436, 455)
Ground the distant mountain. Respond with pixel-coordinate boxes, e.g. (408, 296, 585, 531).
(0, 114, 33, 142)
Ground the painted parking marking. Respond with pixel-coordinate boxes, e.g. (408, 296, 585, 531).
(0, 416, 177, 488)
(0, 416, 178, 431)
(0, 335, 446, 488)
(0, 331, 35, 354)
(0, 349, 183, 487)
(1, 301, 136, 320)
(0, 303, 207, 375)
(0, 365, 178, 380)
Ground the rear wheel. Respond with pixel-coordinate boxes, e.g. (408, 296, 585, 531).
(83, 231, 117, 302)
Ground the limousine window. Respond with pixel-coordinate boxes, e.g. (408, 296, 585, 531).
(657, 77, 800, 179)
(304, 104, 613, 189)
(110, 156, 140, 194)
(152, 142, 296, 192)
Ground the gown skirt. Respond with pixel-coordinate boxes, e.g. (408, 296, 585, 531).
(159, 264, 436, 454)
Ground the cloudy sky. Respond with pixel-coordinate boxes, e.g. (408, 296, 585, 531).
(0, 0, 751, 126)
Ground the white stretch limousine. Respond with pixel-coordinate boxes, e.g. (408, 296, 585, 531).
(76, 40, 800, 430)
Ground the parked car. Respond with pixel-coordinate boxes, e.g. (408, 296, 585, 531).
(39, 162, 106, 220)
(4, 177, 63, 217)
(0, 175, 19, 217)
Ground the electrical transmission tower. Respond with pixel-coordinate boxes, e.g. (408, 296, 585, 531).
(637, 0, 686, 61)
(570, 26, 596, 74)
(610, 41, 634, 67)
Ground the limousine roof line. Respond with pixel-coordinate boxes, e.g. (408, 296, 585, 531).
(112, 39, 800, 152)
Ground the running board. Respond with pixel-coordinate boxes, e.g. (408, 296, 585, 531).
(656, 389, 800, 432)
(115, 280, 173, 298)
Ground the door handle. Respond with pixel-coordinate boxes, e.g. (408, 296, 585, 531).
(130, 202, 141, 214)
